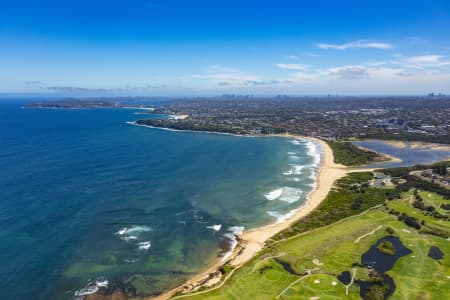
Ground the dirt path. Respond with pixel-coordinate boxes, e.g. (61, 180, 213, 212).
(354, 225, 383, 243)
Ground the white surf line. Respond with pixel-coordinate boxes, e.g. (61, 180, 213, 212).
(345, 268, 357, 295)
(276, 268, 319, 299)
(354, 225, 383, 243)
(250, 253, 286, 273)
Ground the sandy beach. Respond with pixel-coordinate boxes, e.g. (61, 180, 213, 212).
(150, 135, 350, 300)
(370, 139, 450, 152)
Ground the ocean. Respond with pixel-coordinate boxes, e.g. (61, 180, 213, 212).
(0, 100, 321, 300)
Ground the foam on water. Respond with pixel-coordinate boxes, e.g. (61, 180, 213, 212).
(228, 226, 245, 235)
(278, 187, 303, 203)
(137, 241, 151, 251)
(116, 225, 152, 236)
(95, 279, 109, 288)
(206, 224, 222, 232)
(264, 187, 304, 203)
(305, 140, 321, 165)
(120, 235, 138, 242)
(264, 188, 283, 200)
(0, 103, 329, 299)
(74, 278, 109, 300)
(221, 226, 245, 261)
(267, 210, 298, 224)
(283, 165, 304, 176)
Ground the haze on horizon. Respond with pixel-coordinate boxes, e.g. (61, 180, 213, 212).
(1, 0, 450, 97)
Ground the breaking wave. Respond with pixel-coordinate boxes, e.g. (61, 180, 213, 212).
(267, 209, 298, 224)
(116, 225, 152, 236)
(137, 241, 151, 251)
(74, 278, 109, 300)
(206, 224, 222, 232)
(264, 187, 303, 203)
(264, 188, 283, 200)
(220, 226, 245, 261)
(283, 165, 304, 176)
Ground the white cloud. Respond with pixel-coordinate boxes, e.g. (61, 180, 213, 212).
(405, 54, 442, 64)
(402, 55, 450, 68)
(317, 40, 393, 50)
(275, 63, 310, 71)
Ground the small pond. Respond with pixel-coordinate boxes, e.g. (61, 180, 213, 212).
(428, 246, 444, 260)
(357, 236, 412, 300)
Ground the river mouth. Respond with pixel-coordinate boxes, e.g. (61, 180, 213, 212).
(356, 236, 412, 299)
(351, 140, 450, 169)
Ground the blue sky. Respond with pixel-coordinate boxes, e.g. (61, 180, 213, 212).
(1, 0, 450, 96)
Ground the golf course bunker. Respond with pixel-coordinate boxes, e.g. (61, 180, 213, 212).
(357, 236, 412, 299)
(428, 246, 444, 260)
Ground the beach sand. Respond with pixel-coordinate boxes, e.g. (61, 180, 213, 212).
(150, 135, 350, 300)
(373, 140, 450, 152)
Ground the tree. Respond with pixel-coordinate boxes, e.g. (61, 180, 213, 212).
(432, 165, 447, 176)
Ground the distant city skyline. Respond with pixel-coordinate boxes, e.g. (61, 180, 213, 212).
(1, 0, 450, 96)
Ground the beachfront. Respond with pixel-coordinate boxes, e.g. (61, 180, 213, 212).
(151, 136, 350, 300)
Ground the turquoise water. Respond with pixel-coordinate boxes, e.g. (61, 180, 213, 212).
(0, 101, 320, 300)
(352, 140, 450, 168)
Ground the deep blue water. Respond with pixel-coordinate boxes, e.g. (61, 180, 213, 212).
(0, 101, 319, 299)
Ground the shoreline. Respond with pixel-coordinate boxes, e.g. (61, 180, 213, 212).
(361, 139, 450, 152)
(353, 144, 402, 164)
(145, 129, 350, 300)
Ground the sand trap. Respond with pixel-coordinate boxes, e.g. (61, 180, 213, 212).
(312, 258, 323, 266)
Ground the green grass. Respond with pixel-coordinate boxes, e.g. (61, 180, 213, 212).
(181, 206, 449, 300)
(377, 241, 396, 255)
(181, 210, 391, 300)
(325, 140, 383, 166)
(272, 172, 400, 241)
(418, 190, 449, 216)
(387, 190, 450, 237)
(174, 171, 449, 300)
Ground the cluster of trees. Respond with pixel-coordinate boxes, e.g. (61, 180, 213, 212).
(398, 212, 422, 230)
(412, 190, 448, 219)
(351, 197, 364, 210)
(382, 162, 450, 199)
(440, 203, 450, 210)
(326, 141, 381, 166)
(432, 165, 448, 176)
